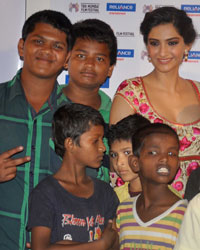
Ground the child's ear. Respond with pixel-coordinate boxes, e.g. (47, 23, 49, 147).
(18, 38, 25, 60)
(64, 137, 74, 152)
(128, 155, 139, 173)
(63, 52, 71, 70)
(107, 65, 115, 78)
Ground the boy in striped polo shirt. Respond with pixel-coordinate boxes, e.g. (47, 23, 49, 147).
(116, 123, 187, 250)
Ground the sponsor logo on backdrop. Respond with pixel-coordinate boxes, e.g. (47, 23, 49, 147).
(116, 31, 134, 37)
(65, 75, 109, 88)
(81, 3, 99, 13)
(69, 3, 79, 12)
(117, 49, 134, 58)
(181, 5, 200, 16)
(143, 5, 153, 13)
(188, 51, 200, 61)
(107, 3, 136, 15)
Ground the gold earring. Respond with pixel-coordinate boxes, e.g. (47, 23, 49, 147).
(148, 55, 152, 62)
(184, 50, 188, 62)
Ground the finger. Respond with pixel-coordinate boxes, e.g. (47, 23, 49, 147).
(106, 220, 113, 229)
(0, 146, 24, 160)
(26, 242, 31, 249)
(5, 156, 31, 168)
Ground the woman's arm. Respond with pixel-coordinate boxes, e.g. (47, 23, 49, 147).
(109, 95, 135, 125)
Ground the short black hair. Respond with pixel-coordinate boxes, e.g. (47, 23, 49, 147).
(52, 103, 105, 158)
(131, 123, 179, 157)
(22, 10, 73, 51)
(108, 114, 150, 148)
(140, 6, 196, 45)
(72, 19, 117, 66)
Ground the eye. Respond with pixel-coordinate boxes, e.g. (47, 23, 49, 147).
(53, 43, 64, 50)
(34, 39, 43, 45)
(168, 151, 178, 156)
(124, 150, 131, 156)
(148, 151, 157, 155)
(96, 56, 104, 62)
(110, 152, 117, 158)
(168, 41, 179, 46)
(77, 54, 86, 59)
(149, 40, 159, 46)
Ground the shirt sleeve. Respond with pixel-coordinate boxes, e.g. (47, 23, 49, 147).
(27, 187, 55, 231)
(174, 193, 200, 250)
(105, 184, 119, 221)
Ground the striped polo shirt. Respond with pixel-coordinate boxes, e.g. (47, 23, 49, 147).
(116, 195, 187, 250)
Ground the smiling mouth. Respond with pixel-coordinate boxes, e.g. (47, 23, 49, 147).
(36, 57, 54, 63)
(158, 58, 172, 64)
(157, 166, 170, 175)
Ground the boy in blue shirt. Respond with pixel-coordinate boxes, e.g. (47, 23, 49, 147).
(28, 103, 119, 250)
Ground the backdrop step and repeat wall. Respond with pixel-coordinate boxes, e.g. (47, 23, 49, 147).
(1, 0, 200, 99)
(45, 0, 200, 98)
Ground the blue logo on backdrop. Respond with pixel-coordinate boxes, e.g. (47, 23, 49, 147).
(117, 49, 134, 58)
(107, 3, 136, 12)
(188, 51, 200, 60)
(65, 75, 109, 88)
(181, 5, 200, 13)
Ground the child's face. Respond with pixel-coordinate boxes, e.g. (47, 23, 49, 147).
(68, 38, 114, 89)
(73, 125, 106, 168)
(18, 23, 69, 79)
(135, 133, 179, 185)
(110, 140, 139, 182)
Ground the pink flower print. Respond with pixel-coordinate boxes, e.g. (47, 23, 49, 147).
(133, 98, 139, 106)
(187, 162, 199, 176)
(125, 90, 134, 96)
(149, 116, 155, 120)
(154, 118, 163, 123)
(193, 127, 200, 135)
(116, 177, 125, 187)
(174, 168, 182, 180)
(139, 92, 143, 98)
(132, 81, 139, 87)
(139, 103, 149, 114)
(172, 181, 183, 192)
(117, 81, 128, 91)
(192, 136, 196, 141)
(179, 136, 192, 151)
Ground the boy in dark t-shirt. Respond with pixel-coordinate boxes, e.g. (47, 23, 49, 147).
(27, 103, 119, 250)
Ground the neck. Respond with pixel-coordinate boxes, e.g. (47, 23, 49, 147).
(20, 69, 57, 112)
(55, 153, 87, 184)
(140, 183, 173, 207)
(63, 84, 101, 110)
(147, 68, 182, 92)
(129, 177, 142, 193)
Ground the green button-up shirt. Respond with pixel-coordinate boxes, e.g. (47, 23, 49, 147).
(0, 70, 111, 250)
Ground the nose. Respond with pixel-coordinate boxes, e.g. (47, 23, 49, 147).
(85, 56, 95, 66)
(39, 42, 52, 56)
(117, 155, 126, 167)
(159, 153, 168, 163)
(159, 43, 168, 57)
(99, 140, 106, 153)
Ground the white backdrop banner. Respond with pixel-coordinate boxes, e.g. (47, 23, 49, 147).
(0, 0, 25, 83)
(50, 0, 200, 99)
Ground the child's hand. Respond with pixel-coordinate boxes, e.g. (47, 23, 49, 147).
(101, 220, 119, 250)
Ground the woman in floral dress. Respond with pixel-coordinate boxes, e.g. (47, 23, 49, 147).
(110, 7, 200, 196)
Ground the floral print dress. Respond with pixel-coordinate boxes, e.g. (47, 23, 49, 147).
(115, 77, 200, 196)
